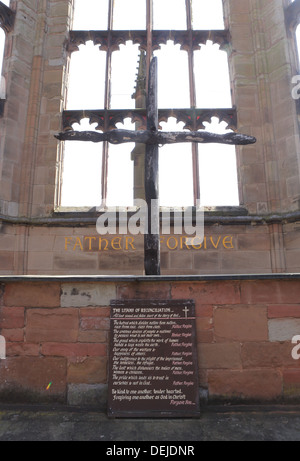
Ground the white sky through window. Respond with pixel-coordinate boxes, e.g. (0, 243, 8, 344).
(66, 41, 106, 110)
(153, 0, 186, 30)
(194, 42, 232, 108)
(113, 0, 146, 30)
(106, 118, 134, 207)
(159, 119, 194, 207)
(61, 119, 103, 207)
(72, 0, 109, 30)
(199, 118, 239, 206)
(192, 0, 224, 29)
(154, 42, 190, 108)
(111, 42, 140, 109)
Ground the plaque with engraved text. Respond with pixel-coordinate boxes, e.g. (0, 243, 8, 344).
(108, 299, 200, 418)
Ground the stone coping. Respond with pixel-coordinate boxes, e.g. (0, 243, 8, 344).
(1, 209, 300, 227)
(0, 273, 300, 283)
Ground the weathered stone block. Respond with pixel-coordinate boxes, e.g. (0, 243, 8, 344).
(61, 283, 116, 307)
(0, 306, 24, 329)
(241, 342, 295, 368)
(117, 282, 171, 300)
(26, 308, 79, 343)
(0, 357, 67, 393)
(241, 281, 300, 304)
(268, 318, 300, 342)
(67, 357, 107, 384)
(283, 370, 300, 400)
(41, 342, 106, 358)
(198, 343, 241, 369)
(214, 305, 268, 342)
(268, 304, 300, 319)
(208, 369, 282, 401)
(171, 281, 241, 305)
(4, 282, 61, 307)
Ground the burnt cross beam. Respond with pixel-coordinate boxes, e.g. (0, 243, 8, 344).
(56, 57, 256, 276)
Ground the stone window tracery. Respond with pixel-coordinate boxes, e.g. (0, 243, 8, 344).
(0, 0, 15, 116)
(60, 0, 239, 209)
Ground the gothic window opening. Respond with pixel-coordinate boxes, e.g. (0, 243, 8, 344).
(110, 43, 140, 109)
(61, 119, 103, 207)
(199, 118, 239, 206)
(0, 0, 15, 116)
(285, 0, 300, 123)
(0, 28, 5, 97)
(66, 41, 106, 110)
(106, 118, 135, 207)
(60, 0, 238, 209)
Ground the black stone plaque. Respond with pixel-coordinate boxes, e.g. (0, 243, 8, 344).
(108, 299, 200, 418)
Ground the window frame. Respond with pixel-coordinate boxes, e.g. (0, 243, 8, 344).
(0, 1, 15, 116)
(60, 0, 237, 209)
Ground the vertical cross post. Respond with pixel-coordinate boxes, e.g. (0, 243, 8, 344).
(144, 57, 160, 275)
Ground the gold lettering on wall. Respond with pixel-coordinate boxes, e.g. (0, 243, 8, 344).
(166, 237, 179, 250)
(210, 236, 221, 249)
(99, 238, 109, 251)
(111, 237, 122, 250)
(125, 237, 136, 250)
(73, 237, 83, 251)
(85, 236, 96, 251)
(223, 236, 234, 249)
(64, 236, 235, 252)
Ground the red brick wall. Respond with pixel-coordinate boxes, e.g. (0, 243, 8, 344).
(0, 276, 300, 406)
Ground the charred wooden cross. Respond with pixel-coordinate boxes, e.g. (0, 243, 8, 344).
(56, 57, 256, 276)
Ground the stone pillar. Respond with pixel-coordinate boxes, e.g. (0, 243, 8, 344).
(225, 0, 300, 214)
